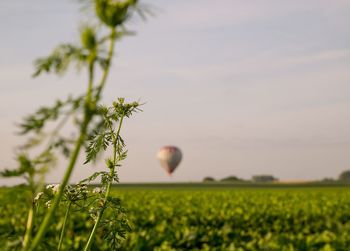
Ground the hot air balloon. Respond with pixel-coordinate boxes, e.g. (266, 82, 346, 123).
(157, 146, 182, 175)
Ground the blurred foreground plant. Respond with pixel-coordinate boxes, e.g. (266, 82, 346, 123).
(1, 0, 150, 250)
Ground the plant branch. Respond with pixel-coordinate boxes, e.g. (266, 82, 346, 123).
(22, 200, 35, 249)
(95, 28, 116, 100)
(83, 115, 124, 251)
(57, 202, 72, 251)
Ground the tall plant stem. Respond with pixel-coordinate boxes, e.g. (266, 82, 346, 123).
(28, 117, 89, 251)
(86, 57, 95, 110)
(83, 115, 124, 251)
(57, 202, 71, 251)
(27, 29, 117, 251)
(27, 61, 94, 251)
(22, 201, 35, 249)
(95, 28, 116, 99)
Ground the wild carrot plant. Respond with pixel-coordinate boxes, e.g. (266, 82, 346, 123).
(1, 0, 150, 250)
(83, 99, 140, 250)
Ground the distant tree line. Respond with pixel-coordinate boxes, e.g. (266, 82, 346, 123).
(203, 170, 350, 183)
(203, 175, 278, 183)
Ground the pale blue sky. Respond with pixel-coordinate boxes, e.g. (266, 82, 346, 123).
(1, 0, 350, 184)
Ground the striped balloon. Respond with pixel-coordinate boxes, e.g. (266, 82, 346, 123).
(157, 146, 182, 175)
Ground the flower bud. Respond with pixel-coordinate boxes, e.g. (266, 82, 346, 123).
(95, 0, 131, 27)
(81, 26, 97, 51)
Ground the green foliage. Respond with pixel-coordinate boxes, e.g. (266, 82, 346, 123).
(252, 175, 278, 183)
(339, 170, 350, 182)
(6, 94, 85, 195)
(32, 22, 116, 79)
(82, 99, 140, 249)
(84, 100, 140, 165)
(84, 130, 110, 164)
(33, 44, 84, 77)
(220, 175, 243, 182)
(19, 95, 84, 135)
(121, 188, 350, 250)
(1, 154, 35, 178)
(2, 187, 350, 250)
(1, 152, 55, 194)
(203, 177, 215, 182)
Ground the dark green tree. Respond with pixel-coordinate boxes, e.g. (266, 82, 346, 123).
(203, 177, 215, 182)
(252, 175, 278, 183)
(339, 170, 350, 182)
(220, 175, 243, 182)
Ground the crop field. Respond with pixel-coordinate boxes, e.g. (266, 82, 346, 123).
(1, 184, 350, 250)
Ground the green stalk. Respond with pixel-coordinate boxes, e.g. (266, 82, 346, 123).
(27, 61, 94, 251)
(85, 55, 95, 111)
(83, 115, 124, 251)
(22, 201, 35, 249)
(95, 28, 116, 99)
(28, 118, 89, 251)
(27, 29, 117, 251)
(57, 202, 72, 251)
(23, 174, 36, 249)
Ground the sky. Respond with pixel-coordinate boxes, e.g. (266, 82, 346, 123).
(0, 0, 350, 185)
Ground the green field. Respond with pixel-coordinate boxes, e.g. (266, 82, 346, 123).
(1, 184, 350, 250)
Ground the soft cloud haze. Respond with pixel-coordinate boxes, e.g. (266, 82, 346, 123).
(1, 0, 350, 184)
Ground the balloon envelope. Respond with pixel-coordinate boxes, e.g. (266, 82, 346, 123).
(157, 146, 182, 175)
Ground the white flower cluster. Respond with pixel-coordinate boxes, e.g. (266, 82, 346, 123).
(34, 192, 44, 203)
(89, 207, 98, 222)
(45, 200, 52, 208)
(92, 187, 104, 194)
(78, 184, 88, 192)
(64, 183, 89, 202)
(46, 184, 60, 194)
